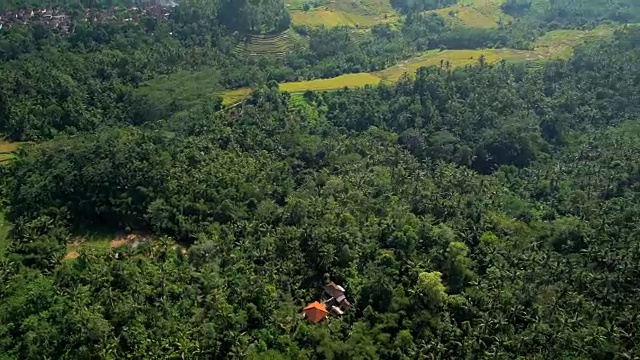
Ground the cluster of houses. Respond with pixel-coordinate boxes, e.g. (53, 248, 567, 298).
(0, 0, 176, 33)
(303, 277, 352, 324)
(0, 7, 72, 32)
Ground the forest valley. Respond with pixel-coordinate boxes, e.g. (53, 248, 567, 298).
(1, 0, 640, 359)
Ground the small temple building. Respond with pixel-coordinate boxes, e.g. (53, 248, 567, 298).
(303, 274, 352, 324)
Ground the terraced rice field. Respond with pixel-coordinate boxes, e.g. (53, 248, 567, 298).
(534, 26, 615, 59)
(233, 29, 301, 57)
(427, 0, 511, 29)
(288, 0, 398, 28)
(0, 140, 20, 163)
(220, 26, 616, 104)
(280, 73, 382, 92)
(376, 48, 541, 81)
(290, 8, 394, 28)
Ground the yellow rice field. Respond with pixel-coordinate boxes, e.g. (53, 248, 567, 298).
(220, 26, 615, 103)
(290, 8, 392, 28)
(280, 73, 382, 92)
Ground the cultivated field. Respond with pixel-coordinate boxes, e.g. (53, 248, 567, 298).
(427, 0, 511, 29)
(0, 139, 21, 162)
(280, 73, 382, 92)
(233, 29, 301, 57)
(534, 26, 615, 59)
(375, 48, 542, 81)
(219, 25, 615, 103)
(222, 88, 253, 106)
(290, 8, 389, 27)
(287, 0, 398, 28)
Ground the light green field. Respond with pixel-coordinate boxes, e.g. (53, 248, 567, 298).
(287, 0, 398, 28)
(220, 25, 615, 103)
(233, 29, 302, 57)
(534, 26, 616, 59)
(0, 139, 21, 163)
(280, 73, 382, 92)
(222, 88, 253, 106)
(427, 0, 511, 29)
(286, 0, 395, 15)
(137, 68, 223, 112)
(290, 8, 391, 27)
(377, 48, 541, 81)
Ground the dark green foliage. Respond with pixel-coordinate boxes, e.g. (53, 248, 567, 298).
(2, 2, 640, 359)
(391, 0, 457, 13)
(220, 0, 291, 34)
(504, 0, 640, 27)
(2, 29, 640, 358)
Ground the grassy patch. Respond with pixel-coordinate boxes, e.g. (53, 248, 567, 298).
(287, 0, 396, 16)
(65, 229, 115, 260)
(376, 48, 541, 81)
(221, 27, 615, 104)
(427, 0, 511, 29)
(280, 73, 382, 92)
(136, 68, 223, 110)
(0, 139, 22, 163)
(534, 25, 615, 59)
(290, 8, 390, 28)
(222, 88, 253, 106)
(0, 141, 19, 153)
(65, 231, 157, 260)
(288, 0, 398, 28)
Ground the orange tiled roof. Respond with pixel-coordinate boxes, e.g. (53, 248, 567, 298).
(303, 301, 329, 323)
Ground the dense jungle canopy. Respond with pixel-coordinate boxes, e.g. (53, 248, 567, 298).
(1, 0, 640, 358)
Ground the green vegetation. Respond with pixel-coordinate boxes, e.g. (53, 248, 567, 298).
(290, 8, 391, 27)
(0, 140, 20, 163)
(0, 212, 9, 259)
(427, 0, 512, 28)
(287, 0, 399, 27)
(220, 0, 291, 34)
(221, 25, 614, 100)
(3, 27, 640, 357)
(233, 29, 301, 57)
(392, 0, 457, 13)
(3, 0, 640, 358)
(503, 0, 640, 26)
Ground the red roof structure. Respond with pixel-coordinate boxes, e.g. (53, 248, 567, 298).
(303, 301, 329, 324)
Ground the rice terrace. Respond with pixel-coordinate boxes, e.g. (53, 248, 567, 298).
(286, 0, 398, 28)
(0, 139, 21, 163)
(221, 24, 616, 102)
(427, 0, 512, 28)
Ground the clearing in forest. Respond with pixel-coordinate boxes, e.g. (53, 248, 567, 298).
(287, 0, 398, 28)
(64, 232, 154, 260)
(426, 0, 511, 29)
(376, 48, 541, 81)
(219, 25, 614, 101)
(0, 139, 21, 163)
(290, 8, 385, 27)
(534, 26, 616, 59)
(222, 87, 253, 106)
(233, 29, 301, 57)
(280, 73, 382, 92)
